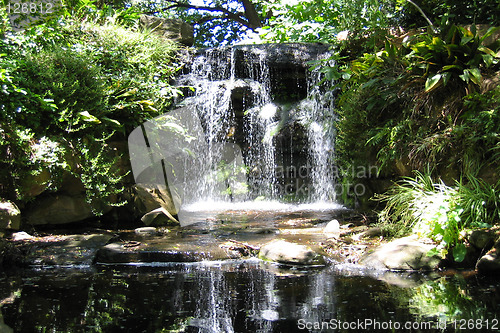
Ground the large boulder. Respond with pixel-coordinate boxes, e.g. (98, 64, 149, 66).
(0, 200, 21, 230)
(140, 15, 194, 46)
(359, 236, 441, 271)
(258, 239, 325, 266)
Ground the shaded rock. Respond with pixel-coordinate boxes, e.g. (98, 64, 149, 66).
(25, 194, 108, 225)
(15, 234, 113, 267)
(95, 236, 230, 264)
(467, 229, 496, 250)
(0, 201, 21, 230)
(359, 236, 441, 271)
(356, 227, 383, 240)
(19, 168, 51, 198)
(476, 238, 500, 274)
(140, 15, 194, 46)
(323, 219, 340, 239)
(258, 239, 325, 266)
(134, 227, 159, 236)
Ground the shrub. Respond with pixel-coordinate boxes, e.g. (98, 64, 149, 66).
(377, 171, 499, 261)
(0, 17, 182, 212)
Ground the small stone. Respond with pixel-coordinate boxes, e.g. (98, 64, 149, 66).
(324, 219, 340, 239)
(134, 227, 159, 236)
(11, 232, 34, 241)
(476, 239, 500, 274)
(467, 229, 496, 250)
(359, 236, 441, 271)
(358, 227, 383, 239)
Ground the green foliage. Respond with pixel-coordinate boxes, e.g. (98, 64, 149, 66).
(400, 0, 500, 28)
(377, 171, 499, 261)
(260, 0, 397, 47)
(407, 276, 492, 324)
(0, 15, 181, 212)
(335, 24, 500, 183)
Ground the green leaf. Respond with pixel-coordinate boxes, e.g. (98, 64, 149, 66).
(452, 243, 467, 262)
(468, 68, 482, 85)
(459, 70, 470, 83)
(425, 74, 442, 92)
(442, 65, 462, 71)
(116, 88, 138, 98)
(479, 27, 500, 45)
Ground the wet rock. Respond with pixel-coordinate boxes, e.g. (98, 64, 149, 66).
(0, 201, 21, 230)
(476, 238, 500, 274)
(95, 237, 230, 264)
(258, 239, 325, 266)
(355, 227, 383, 240)
(134, 227, 159, 236)
(323, 219, 340, 239)
(141, 207, 177, 226)
(359, 236, 441, 271)
(13, 234, 113, 267)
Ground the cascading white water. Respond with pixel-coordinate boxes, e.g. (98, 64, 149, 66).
(175, 44, 338, 206)
(302, 53, 337, 202)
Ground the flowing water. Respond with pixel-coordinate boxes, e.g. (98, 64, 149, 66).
(172, 44, 338, 205)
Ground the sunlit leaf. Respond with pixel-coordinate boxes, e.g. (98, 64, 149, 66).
(425, 74, 442, 92)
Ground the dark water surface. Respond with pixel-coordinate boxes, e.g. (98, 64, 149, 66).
(0, 260, 499, 333)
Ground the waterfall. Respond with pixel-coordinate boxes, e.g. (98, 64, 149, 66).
(156, 44, 339, 208)
(302, 53, 337, 202)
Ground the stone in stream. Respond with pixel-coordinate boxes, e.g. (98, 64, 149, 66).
(258, 239, 325, 266)
(11, 232, 34, 241)
(134, 227, 160, 236)
(359, 236, 441, 271)
(95, 236, 231, 264)
(9, 234, 113, 267)
(476, 237, 500, 274)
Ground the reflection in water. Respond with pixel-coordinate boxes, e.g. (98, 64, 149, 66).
(0, 261, 499, 332)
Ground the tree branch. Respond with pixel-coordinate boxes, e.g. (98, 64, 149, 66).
(145, 0, 258, 30)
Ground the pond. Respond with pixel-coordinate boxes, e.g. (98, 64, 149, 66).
(1, 260, 499, 332)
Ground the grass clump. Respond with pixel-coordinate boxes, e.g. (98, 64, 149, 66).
(377, 171, 499, 262)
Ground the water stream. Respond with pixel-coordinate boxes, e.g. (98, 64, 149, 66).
(1, 263, 499, 332)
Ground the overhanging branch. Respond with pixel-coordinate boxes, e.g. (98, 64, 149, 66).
(144, 0, 256, 30)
